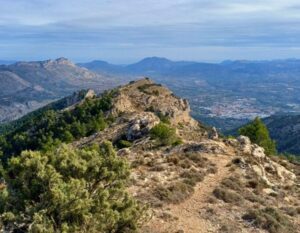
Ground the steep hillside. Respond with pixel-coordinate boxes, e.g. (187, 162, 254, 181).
(0, 71, 31, 95)
(0, 58, 118, 123)
(1, 79, 299, 233)
(264, 114, 300, 155)
(0, 89, 95, 135)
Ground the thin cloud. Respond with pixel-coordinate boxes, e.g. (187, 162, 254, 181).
(0, 0, 300, 62)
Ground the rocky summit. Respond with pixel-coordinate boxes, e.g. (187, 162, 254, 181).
(71, 79, 299, 233)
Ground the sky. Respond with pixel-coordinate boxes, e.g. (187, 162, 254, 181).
(1, 0, 300, 63)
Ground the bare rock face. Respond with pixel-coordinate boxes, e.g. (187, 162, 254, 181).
(127, 112, 160, 140)
(84, 89, 96, 99)
(252, 144, 266, 159)
(209, 127, 219, 140)
(67, 79, 299, 233)
(111, 78, 198, 127)
(235, 135, 296, 186)
(237, 135, 266, 159)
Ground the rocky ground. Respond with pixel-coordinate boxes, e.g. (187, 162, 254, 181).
(73, 78, 300, 233)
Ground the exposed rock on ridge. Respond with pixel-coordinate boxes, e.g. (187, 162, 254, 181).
(70, 79, 299, 233)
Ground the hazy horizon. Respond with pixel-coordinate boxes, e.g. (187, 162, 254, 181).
(1, 0, 300, 63)
(3, 56, 300, 65)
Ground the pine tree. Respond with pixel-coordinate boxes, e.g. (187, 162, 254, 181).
(239, 117, 277, 155)
(0, 142, 145, 232)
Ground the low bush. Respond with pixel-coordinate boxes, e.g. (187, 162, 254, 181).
(138, 84, 162, 95)
(116, 139, 133, 149)
(150, 123, 179, 146)
(185, 152, 207, 167)
(221, 176, 242, 191)
(281, 207, 300, 217)
(213, 187, 242, 204)
(242, 207, 295, 233)
(181, 169, 205, 186)
(166, 154, 180, 165)
(156, 112, 170, 124)
(154, 181, 194, 204)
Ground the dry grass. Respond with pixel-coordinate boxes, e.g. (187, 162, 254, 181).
(242, 207, 296, 233)
(154, 181, 194, 204)
(180, 168, 205, 186)
(213, 187, 243, 204)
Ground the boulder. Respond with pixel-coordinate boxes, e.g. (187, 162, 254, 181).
(209, 127, 219, 140)
(237, 136, 252, 154)
(117, 148, 131, 156)
(252, 145, 266, 159)
(127, 113, 159, 140)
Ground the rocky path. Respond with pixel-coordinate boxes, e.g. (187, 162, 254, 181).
(143, 153, 232, 233)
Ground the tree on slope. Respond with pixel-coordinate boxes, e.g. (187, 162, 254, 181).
(239, 117, 276, 155)
(0, 142, 145, 233)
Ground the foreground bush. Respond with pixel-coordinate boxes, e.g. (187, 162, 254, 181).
(0, 142, 144, 233)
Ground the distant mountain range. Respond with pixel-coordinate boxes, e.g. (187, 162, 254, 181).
(0, 58, 118, 123)
(2, 56, 300, 156)
(79, 57, 300, 131)
(3, 56, 300, 134)
(79, 57, 300, 80)
(0, 60, 16, 65)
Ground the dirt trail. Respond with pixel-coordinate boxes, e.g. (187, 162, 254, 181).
(144, 153, 232, 233)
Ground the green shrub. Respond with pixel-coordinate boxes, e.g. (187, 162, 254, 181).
(0, 142, 145, 232)
(150, 123, 179, 146)
(116, 139, 133, 149)
(156, 112, 171, 124)
(137, 84, 162, 94)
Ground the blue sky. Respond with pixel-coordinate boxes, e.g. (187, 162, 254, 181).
(1, 0, 300, 63)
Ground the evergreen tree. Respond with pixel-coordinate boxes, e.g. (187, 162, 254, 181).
(0, 142, 145, 232)
(239, 117, 277, 155)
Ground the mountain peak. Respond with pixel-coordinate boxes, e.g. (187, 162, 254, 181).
(138, 56, 171, 63)
(44, 57, 75, 67)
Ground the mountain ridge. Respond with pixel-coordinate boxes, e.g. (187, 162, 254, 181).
(0, 58, 119, 123)
(79, 57, 300, 133)
(1, 78, 299, 233)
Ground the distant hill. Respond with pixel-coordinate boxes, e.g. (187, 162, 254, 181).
(80, 57, 300, 131)
(0, 58, 118, 123)
(0, 60, 16, 65)
(0, 89, 95, 135)
(264, 114, 300, 155)
(77, 60, 125, 74)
